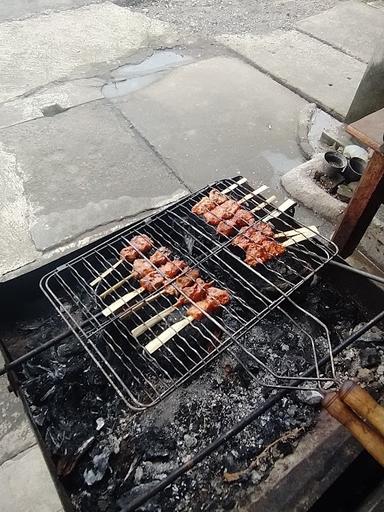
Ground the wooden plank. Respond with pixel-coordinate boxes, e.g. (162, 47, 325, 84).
(346, 108, 384, 152)
(332, 151, 384, 257)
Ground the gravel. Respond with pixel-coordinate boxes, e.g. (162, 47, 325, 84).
(113, 0, 341, 36)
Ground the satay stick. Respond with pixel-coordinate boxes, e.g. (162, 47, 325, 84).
(251, 195, 276, 212)
(102, 287, 145, 316)
(90, 260, 124, 287)
(275, 226, 319, 240)
(222, 177, 247, 193)
(282, 227, 319, 247)
(237, 185, 268, 204)
(99, 273, 134, 299)
(263, 199, 296, 222)
(132, 305, 176, 338)
(145, 316, 194, 354)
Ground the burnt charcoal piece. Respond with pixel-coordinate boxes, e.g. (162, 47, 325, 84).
(360, 347, 381, 369)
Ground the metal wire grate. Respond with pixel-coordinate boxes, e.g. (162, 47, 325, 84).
(40, 176, 338, 409)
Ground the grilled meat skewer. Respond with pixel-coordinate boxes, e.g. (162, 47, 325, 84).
(90, 234, 153, 286)
(131, 277, 212, 337)
(99, 247, 172, 298)
(145, 287, 231, 354)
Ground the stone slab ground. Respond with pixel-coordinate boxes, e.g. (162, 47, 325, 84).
(219, 29, 365, 119)
(114, 56, 306, 192)
(296, 0, 384, 63)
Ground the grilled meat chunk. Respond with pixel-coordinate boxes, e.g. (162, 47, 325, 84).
(187, 287, 230, 321)
(191, 189, 227, 215)
(120, 235, 153, 262)
(216, 208, 254, 236)
(150, 247, 171, 266)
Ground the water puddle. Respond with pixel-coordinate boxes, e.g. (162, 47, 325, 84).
(102, 50, 192, 98)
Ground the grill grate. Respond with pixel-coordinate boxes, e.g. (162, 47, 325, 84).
(40, 177, 338, 409)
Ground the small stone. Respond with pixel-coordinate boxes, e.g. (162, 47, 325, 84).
(184, 434, 197, 449)
(351, 324, 383, 343)
(134, 466, 143, 485)
(296, 389, 323, 405)
(357, 368, 373, 382)
(250, 470, 262, 484)
(337, 184, 354, 202)
(377, 365, 384, 376)
(360, 347, 381, 369)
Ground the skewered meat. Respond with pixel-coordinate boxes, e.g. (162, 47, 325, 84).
(191, 189, 227, 215)
(253, 221, 274, 237)
(187, 288, 230, 321)
(131, 259, 153, 279)
(159, 260, 188, 278)
(244, 240, 285, 266)
(217, 208, 254, 236)
(120, 235, 153, 262)
(176, 278, 213, 305)
(164, 269, 201, 296)
(139, 272, 164, 293)
(232, 226, 268, 250)
(203, 199, 240, 226)
(150, 247, 172, 266)
(139, 260, 188, 293)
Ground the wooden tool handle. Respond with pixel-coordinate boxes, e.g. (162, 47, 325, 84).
(339, 381, 384, 439)
(322, 392, 384, 466)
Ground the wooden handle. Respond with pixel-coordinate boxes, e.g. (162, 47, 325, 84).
(339, 381, 384, 439)
(322, 392, 384, 466)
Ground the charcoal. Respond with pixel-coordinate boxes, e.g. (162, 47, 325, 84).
(360, 347, 381, 369)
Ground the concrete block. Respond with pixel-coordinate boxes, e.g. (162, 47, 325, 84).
(0, 445, 62, 512)
(0, 2, 178, 103)
(297, 1, 384, 63)
(114, 56, 306, 191)
(281, 154, 346, 222)
(219, 30, 365, 119)
(0, 100, 187, 277)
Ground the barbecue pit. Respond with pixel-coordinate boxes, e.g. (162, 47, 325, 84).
(1, 177, 383, 512)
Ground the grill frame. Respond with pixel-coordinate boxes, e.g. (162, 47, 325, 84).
(40, 177, 338, 409)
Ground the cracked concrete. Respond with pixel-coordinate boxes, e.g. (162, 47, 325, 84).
(0, 2, 178, 103)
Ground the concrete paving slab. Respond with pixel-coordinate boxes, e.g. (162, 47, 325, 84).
(0, 142, 40, 276)
(0, 0, 101, 22)
(0, 100, 187, 261)
(0, 356, 36, 466)
(0, 445, 63, 512)
(0, 77, 104, 129)
(114, 56, 306, 192)
(0, 2, 178, 103)
(219, 30, 365, 119)
(296, 1, 384, 63)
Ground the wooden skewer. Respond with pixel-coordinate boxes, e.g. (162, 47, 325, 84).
(282, 227, 319, 247)
(132, 305, 176, 337)
(90, 260, 124, 287)
(102, 287, 145, 316)
(145, 316, 194, 354)
(251, 195, 276, 212)
(263, 199, 296, 222)
(99, 273, 134, 299)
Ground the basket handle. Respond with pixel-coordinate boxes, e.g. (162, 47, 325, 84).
(339, 381, 384, 438)
(322, 391, 384, 466)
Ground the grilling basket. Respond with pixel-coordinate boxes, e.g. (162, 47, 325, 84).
(35, 176, 384, 470)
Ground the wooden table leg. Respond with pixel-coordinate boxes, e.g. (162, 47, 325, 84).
(332, 151, 384, 258)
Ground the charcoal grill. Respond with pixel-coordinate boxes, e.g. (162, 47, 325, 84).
(40, 177, 338, 410)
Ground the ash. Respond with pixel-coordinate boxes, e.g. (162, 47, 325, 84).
(4, 276, 384, 512)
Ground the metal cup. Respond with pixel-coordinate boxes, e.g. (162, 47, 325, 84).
(323, 151, 347, 178)
(342, 157, 366, 183)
